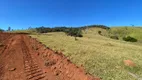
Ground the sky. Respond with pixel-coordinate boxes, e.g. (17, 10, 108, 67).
(0, 0, 142, 30)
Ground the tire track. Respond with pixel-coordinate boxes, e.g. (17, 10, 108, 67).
(21, 36, 46, 80)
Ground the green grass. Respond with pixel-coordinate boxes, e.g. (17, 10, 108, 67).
(110, 27, 142, 41)
(31, 27, 142, 80)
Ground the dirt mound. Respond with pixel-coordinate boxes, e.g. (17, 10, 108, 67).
(124, 60, 136, 67)
(0, 33, 100, 80)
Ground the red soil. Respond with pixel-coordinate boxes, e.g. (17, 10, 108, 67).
(124, 60, 136, 67)
(0, 33, 100, 80)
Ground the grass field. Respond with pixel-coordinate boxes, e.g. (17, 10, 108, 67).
(31, 27, 142, 80)
(110, 27, 142, 41)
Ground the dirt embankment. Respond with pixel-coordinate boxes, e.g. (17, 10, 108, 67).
(0, 33, 100, 80)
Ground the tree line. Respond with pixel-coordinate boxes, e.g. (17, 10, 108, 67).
(35, 25, 109, 37)
(0, 25, 109, 37)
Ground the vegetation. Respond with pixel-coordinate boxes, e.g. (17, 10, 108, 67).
(0, 28, 4, 32)
(64, 28, 83, 37)
(109, 27, 142, 41)
(81, 25, 110, 30)
(31, 27, 142, 80)
(110, 35, 119, 40)
(7, 27, 11, 31)
(35, 25, 109, 37)
(123, 36, 137, 42)
(10, 25, 142, 79)
(98, 31, 102, 35)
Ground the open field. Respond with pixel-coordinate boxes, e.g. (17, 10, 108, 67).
(31, 27, 142, 80)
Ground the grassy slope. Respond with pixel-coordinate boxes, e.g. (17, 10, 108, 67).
(110, 27, 142, 41)
(31, 27, 142, 80)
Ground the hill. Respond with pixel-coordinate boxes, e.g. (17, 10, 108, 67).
(30, 27, 142, 80)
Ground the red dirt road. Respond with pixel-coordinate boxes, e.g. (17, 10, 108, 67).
(0, 33, 99, 80)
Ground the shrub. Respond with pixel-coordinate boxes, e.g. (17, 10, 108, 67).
(98, 31, 102, 35)
(78, 34, 83, 37)
(110, 36, 119, 40)
(123, 36, 137, 42)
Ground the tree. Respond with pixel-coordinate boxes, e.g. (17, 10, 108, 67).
(7, 26, 11, 31)
(0, 28, 4, 32)
(65, 28, 83, 37)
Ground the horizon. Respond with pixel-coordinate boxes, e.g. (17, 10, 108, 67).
(1, 25, 141, 31)
(1, 0, 142, 30)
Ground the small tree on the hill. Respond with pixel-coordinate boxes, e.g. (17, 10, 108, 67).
(98, 31, 102, 35)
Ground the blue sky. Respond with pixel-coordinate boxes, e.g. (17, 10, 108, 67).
(0, 0, 142, 30)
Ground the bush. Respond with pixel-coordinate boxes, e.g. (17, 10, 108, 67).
(110, 36, 119, 40)
(123, 36, 137, 42)
(78, 34, 83, 37)
(98, 31, 102, 35)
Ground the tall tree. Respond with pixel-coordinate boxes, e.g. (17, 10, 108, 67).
(8, 26, 11, 31)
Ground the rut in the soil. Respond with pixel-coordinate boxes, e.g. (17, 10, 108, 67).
(21, 36, 46, 80)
